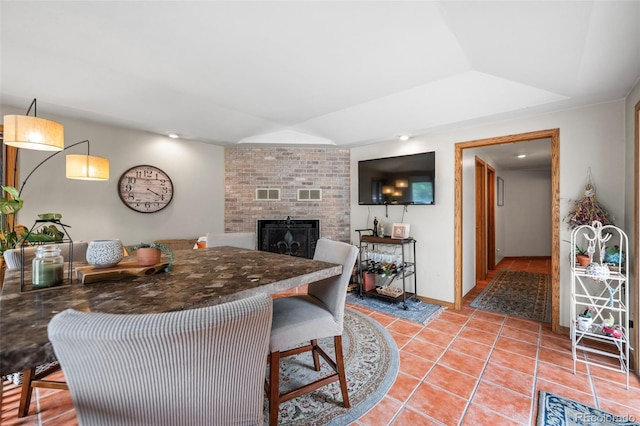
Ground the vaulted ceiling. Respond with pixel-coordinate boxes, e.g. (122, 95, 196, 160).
(1, 1, 639, 147)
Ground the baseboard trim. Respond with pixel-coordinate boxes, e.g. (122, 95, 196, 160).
(417, 295, 454, 310)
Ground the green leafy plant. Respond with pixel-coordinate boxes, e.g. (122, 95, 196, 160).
(126, 242, 174, 271)
(0, 186, 27, 256)
(575, 245, 588, 256)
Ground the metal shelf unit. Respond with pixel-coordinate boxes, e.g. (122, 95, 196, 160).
(570, 221, 630, 389)
(355, 229, 417, 310)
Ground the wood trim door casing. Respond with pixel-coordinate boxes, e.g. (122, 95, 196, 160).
(454, 128, 561, 333)
(475, 157, 488, 282)
(633, 100, 639, 372)
(487, 166, 496, 269)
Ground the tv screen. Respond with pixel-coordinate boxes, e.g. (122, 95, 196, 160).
(358, 152, 435, 205)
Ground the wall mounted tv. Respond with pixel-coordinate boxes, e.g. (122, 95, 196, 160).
(358, 151, 435, 205)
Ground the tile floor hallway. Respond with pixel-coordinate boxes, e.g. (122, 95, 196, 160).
(2, 257, 639, 425)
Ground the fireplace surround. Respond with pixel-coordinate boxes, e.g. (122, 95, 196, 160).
(257, 217, 320, 259)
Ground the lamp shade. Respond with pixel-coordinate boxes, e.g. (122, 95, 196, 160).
(382, 186, 393, 194)
(3, 115, 64, 151)
(66, 155, 110, 180)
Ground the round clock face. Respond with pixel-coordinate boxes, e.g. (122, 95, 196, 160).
(118, 165, 174, 213)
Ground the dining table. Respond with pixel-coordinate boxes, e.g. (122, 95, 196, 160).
(0, 246, 342, 376)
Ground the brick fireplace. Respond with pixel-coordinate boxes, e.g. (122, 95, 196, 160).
(224, 147, 351, 244)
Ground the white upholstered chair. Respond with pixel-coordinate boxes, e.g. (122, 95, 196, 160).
(3, 241, 88, 271)
(266, 238, 359, 426)
(205, 232, 256, 250)
(48, 293, 273, 426)
(3, 241, 88, 417)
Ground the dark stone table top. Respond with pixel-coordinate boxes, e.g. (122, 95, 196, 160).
(0, 247, 341, 375)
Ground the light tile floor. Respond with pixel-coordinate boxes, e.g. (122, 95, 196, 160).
(2, 257, 639, 425)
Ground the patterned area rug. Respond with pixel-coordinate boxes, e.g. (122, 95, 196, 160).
(265, 307, 398, 425)
(537, 391, 640, 425)
(470, 269, 551, 322)
(346, 293, 444, 324)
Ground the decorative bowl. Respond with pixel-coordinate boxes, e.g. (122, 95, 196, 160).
(86, 239, 124, 268)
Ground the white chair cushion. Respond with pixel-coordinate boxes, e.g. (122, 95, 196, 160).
(269, 295, 341, 352)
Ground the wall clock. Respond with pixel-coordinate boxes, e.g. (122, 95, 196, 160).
(118, 165, 174, 213)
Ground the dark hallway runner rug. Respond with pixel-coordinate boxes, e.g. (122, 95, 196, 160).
(470, 269, 551, 322)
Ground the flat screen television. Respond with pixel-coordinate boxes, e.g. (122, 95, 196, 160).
(358, 151, 435, 205)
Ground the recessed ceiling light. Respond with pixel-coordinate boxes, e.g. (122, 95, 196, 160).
(167, 132, 180, 139)
(517, 154, 527, 158)
(399, 135, 410, 141)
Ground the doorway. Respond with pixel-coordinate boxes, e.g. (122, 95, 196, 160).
(454, 129, 561, 333)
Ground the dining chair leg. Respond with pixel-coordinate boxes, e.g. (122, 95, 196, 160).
(18, 368, 35, 417)
(17, 364, 67, 418)
(334, 335, 350, 408)
(268, 351, 281, 426)
(311, 339, 321, 371)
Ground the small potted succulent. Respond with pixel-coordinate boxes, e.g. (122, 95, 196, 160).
(575, 245, 591, 267)
(577, 306, 595, 331)
(127, 242, 173, 271)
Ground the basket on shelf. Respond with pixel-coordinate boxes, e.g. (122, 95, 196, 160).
(376, 286, 403, 298)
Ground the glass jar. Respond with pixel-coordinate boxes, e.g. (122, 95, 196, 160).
(32, 245, 64, 288)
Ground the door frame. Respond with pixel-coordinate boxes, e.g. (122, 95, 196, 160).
(633, 100, 639, 371)
(487, 165, 496, 269)
(454, 128, 561, 333)
(475, 157, 488, 282)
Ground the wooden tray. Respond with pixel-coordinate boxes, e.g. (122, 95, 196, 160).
(75, 260, 169, 284)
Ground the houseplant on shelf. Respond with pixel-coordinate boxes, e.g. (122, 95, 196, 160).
(577, 306, 595, 331)
(575, 245, 591, 267)
(126, 242, 174, 271)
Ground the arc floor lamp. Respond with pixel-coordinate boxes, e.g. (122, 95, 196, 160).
(2, 98, 110, 194)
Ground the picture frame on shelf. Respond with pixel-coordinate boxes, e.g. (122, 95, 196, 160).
(391, 223, 410, 239)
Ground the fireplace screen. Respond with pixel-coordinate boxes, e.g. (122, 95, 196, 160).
(257, 218, 320, 259)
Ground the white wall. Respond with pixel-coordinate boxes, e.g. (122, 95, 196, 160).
(2, 105, 225, 246)
(502, 169, 552, 257)
(351, 100, 626, 327)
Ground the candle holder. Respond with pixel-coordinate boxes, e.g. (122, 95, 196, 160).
(19, 219, 74, 292)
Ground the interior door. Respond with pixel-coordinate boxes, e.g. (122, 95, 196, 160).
(487, 166, 496, 269)
(475, 157, 487, 282)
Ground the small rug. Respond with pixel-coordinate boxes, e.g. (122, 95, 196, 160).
(265, 307, 398, 425)
(470, 269, 551, 322)
(346, 293, 444, 324)
(537, 390, 640, 425)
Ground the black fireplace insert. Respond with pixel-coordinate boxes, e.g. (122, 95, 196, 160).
(257, 217, 320, 259)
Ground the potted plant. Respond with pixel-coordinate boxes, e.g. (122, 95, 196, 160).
(577, 306, 595, 331)
(575, 245, 591, 267)
(127, 242, 174, 271)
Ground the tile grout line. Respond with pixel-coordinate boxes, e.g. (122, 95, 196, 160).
(528, 321, 543, 425)
(385, 310, 472, 425)
(456, 312, 510, 425)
